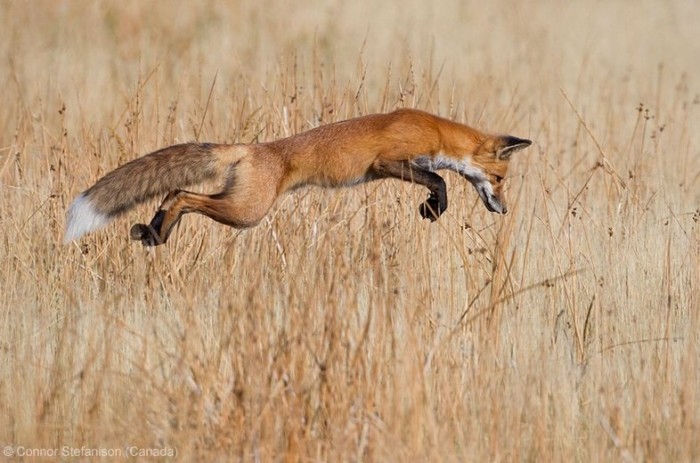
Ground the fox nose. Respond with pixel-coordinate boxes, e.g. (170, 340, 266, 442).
(502, 206, 508, 214)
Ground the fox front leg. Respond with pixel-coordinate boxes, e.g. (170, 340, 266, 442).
(370, 160, 447, 221)
(418, 189, 447, 221)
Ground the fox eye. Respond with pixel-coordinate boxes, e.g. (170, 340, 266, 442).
(494, 175, 504, 183)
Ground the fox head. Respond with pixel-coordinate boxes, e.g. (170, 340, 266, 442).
(462, 135, 531, 214)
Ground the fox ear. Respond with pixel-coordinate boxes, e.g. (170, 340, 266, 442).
(497, 136, 532, 160)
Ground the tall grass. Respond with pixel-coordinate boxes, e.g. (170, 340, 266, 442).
(1, 0, 699, 461)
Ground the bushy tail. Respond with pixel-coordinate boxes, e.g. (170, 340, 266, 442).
(64, 143, 222, 242)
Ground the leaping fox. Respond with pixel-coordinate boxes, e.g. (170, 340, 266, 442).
(64, 109, 531, 246)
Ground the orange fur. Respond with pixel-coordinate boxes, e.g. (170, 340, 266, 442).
(64, 109, 531, 245)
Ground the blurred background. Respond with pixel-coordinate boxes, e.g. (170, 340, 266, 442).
(1, 1, 698, 461)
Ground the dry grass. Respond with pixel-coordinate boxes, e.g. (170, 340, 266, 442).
(1, 0, 699, 461)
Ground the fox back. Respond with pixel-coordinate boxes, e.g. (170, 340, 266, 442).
(64, 109, 531, 246)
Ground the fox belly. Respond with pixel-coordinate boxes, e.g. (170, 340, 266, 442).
(65, 109, 531, 246)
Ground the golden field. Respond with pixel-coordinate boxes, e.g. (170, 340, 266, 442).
(1, 0, 699, 461)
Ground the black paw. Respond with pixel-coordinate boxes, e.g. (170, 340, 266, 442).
(130, 223, 161, 247)
(419, 196, 443, 221)
(130, 210, 166, 246)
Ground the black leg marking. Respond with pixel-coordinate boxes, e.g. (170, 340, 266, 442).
(419, 191, 445, 221)
(130, 210, 166, 246)
(370, 160, 447, 221)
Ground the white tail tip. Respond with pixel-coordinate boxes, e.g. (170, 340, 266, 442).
(63, 193, 110, 243)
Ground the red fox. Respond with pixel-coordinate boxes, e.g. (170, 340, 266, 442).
(64, 109, 531, 246)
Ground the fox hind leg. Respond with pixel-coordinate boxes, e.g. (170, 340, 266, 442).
(130, 208, 170, 246)
(130, 189, 185, 246)
(130, 168, 279, 246)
